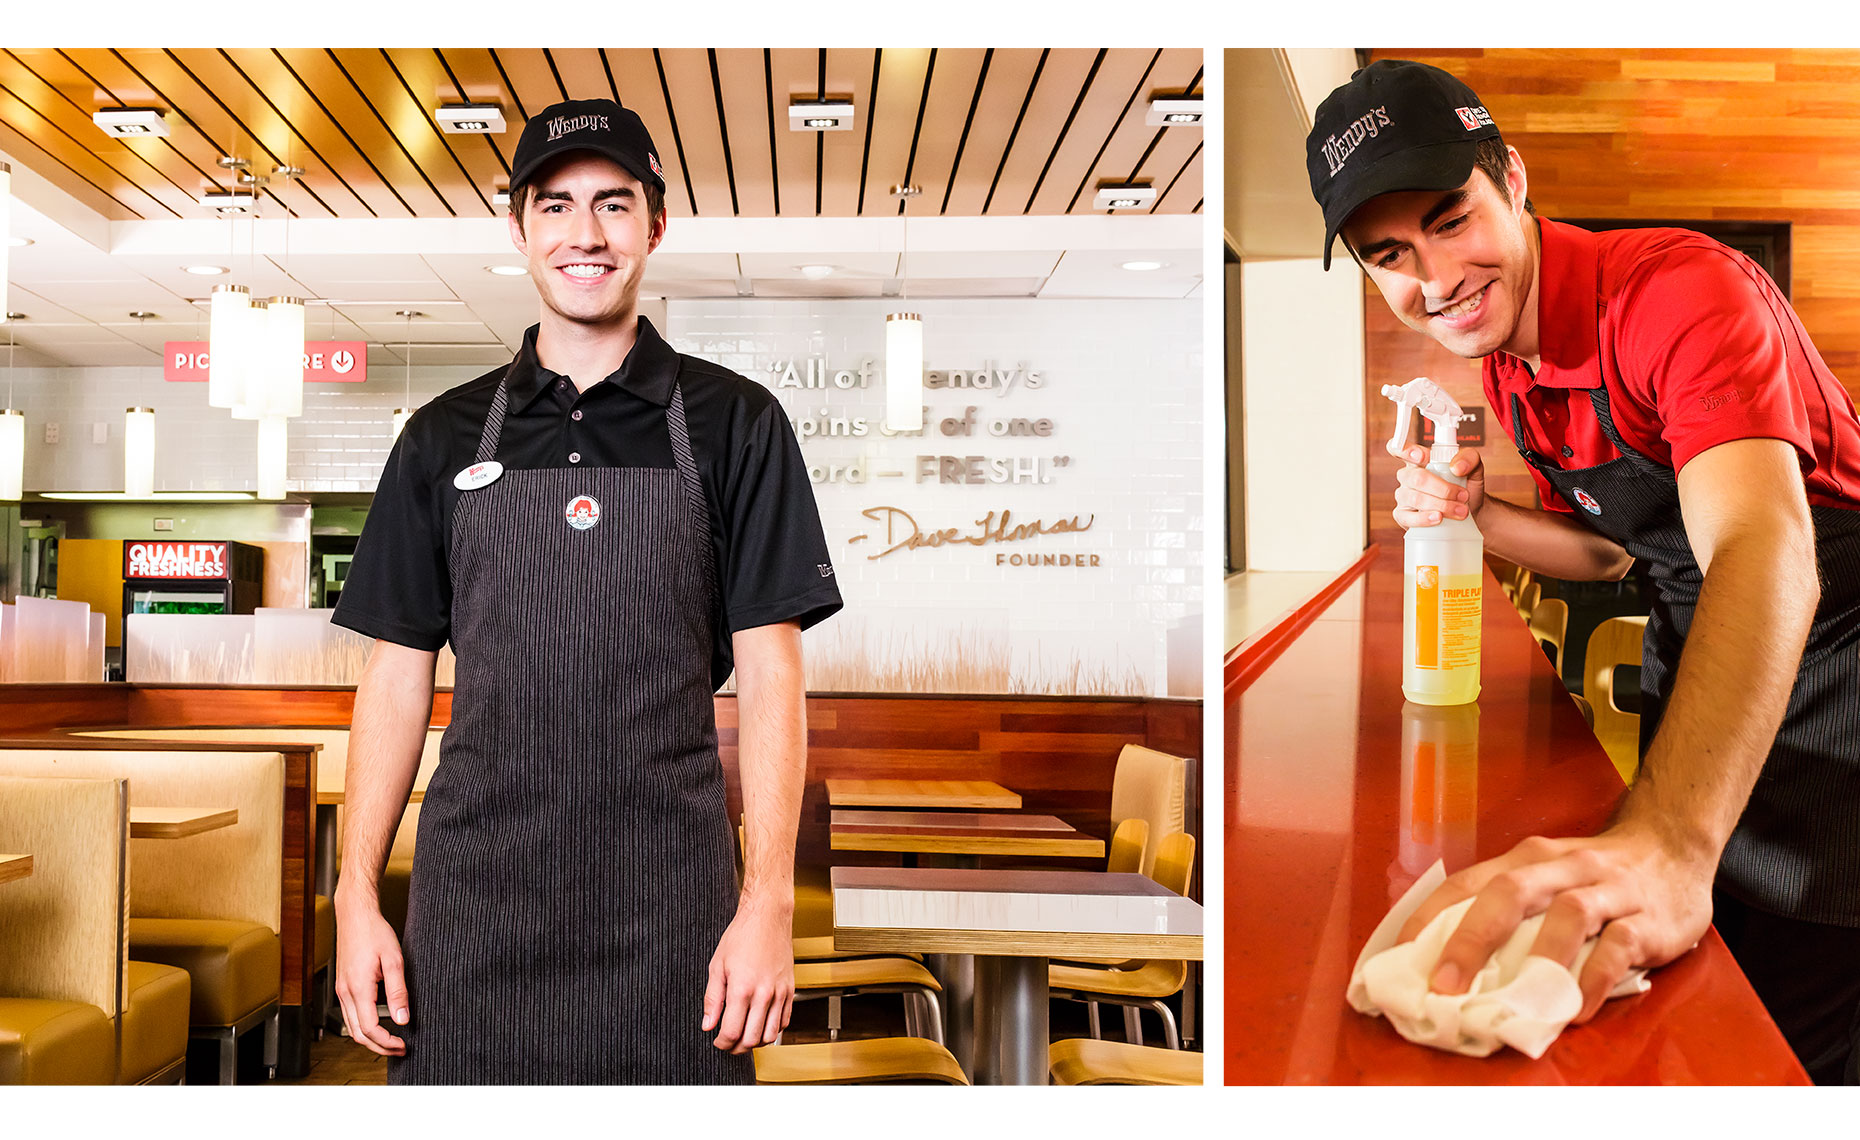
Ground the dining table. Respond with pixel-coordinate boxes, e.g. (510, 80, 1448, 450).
(825, 779, 1022, 811)
(129, 806, 238, 840)
(832, 865, 1204, 1085)
(829, 809, 1105, 860)
(0, 853, 31, 885)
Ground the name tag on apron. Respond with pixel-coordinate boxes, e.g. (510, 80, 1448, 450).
(454, 461, 504, 491)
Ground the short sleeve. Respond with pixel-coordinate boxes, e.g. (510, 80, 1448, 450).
(330, 417, 453, 651)
(717, 399, 843, 634)
(1614, 246, 1818, 477)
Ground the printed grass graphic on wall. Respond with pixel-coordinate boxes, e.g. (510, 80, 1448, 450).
(795, 624, 1149, 696)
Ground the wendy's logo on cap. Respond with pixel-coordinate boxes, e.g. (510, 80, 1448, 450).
(1320, 106, 1392, 178)
(565, 495, 602, 530)
(547, 113, 610, 142)
(1455, 105, 1495, 131)
(648, 153, 663, 178)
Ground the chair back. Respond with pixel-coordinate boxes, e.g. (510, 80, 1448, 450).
(1529, 597, 1569, 675)
(1148, 831, 1195, 897)
(1106, 818, 1148, 875)
(1583, 615, 1648, 784)
(1515, 580, 1541, 620)
(0, 749, 283, 933)
(0, 776, 128, 1018)
(1109, 745, 1187, 877)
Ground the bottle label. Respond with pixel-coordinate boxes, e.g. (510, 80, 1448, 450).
(1415, 565, 1482, 670)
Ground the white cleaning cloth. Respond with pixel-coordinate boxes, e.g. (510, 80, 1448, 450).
(1346, 860, 1650, 1059)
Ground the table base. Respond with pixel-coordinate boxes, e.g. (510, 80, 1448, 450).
(973, 954, 1049, 1085)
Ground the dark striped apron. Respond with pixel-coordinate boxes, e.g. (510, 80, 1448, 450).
(389, 365, 752, 1084)
(1509, 388, 1860, 928)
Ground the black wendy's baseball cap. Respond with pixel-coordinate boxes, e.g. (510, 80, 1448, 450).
(1306, 60, 1502, 269)
(508, 98, 667, 203)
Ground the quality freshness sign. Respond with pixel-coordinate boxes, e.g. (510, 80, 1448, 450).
(125, 541, 229, 580)
(163, 341, 367, 384)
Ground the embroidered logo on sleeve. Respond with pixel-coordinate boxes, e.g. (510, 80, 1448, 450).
(818, 564, 834, 578)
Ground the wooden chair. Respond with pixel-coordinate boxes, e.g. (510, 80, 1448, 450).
(1106, 817, 1148, 875)
(1529, 597, 1570, 675)
(754, 1038, 968, 1085)
(1049, 1038, 1204, 1085)
(1570, 693, 1596, 730)
(792, 957, 946, 1044)
(1584, 615, 1649, 784)
(1110, 745, 1189, 876)
(1050, 831, 1196, 1049)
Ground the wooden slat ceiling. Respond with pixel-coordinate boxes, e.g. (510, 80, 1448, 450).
(0, 47, 1202, 222)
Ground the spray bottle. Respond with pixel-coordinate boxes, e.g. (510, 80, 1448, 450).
(1383, 378, 1482, 705)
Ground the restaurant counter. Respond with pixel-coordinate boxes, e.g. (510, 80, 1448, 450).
(1224, 544, 1808, 1084)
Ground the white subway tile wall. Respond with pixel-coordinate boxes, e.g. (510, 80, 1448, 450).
(8, 295, 1201, 696)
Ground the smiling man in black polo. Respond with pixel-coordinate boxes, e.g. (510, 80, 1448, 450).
(329, 98, 841, 1084)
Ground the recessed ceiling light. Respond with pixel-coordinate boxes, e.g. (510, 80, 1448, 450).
(1120, 260, 1166, 272)
(93, 108, 171, 137)
(485, 265, 528, 277)
(789, 100, 854, 132)
(437, 104, 506, 134)
(1093, 184, 1157, 211)
(184, 265, 229, 276)
(201, 190, 257, 213)
(492, 189, 511, 207)
(7, 237, 31, 248)
(1145, 97, 1204, 127)
(796, 265, 835, 281)
(127, 311, 158, 320)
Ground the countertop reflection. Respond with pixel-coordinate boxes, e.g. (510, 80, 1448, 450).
(1224, 546, 1807, 1085)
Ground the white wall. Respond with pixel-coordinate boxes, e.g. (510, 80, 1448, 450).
(1240, 258, 1366, 572)
(669, 297, 1201, 697)
(2, 294, 1202, 697)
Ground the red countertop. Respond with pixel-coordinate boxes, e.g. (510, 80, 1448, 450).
(1224, 545, 1809, 1085)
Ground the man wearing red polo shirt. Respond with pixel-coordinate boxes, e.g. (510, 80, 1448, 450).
(1308, 60, 1860, 1083)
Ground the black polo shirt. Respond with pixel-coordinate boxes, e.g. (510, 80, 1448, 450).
(332, 317, 842, 687)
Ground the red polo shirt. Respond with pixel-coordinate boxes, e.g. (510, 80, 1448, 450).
(1484, 217, 1860, 514)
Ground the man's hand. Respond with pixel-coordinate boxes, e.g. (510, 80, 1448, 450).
(333, 898, 411, 1057)
(702, 899, 794, 1053)
(1393, 445, 1484, 529)
(1396, 824, 1715, 1021)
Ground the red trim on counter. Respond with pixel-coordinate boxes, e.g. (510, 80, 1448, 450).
(1224, 544, 1379, 705)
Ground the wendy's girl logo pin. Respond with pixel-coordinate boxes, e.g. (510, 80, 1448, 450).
(565, 495, 601, 530)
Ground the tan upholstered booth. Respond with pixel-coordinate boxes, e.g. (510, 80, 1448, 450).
(1108, 745, 1189, 877)
(0, 749, 284, 1084)
(0, 776, 177, 1085)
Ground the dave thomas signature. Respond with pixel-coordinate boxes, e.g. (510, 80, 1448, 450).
(848, 506, 1095, 561)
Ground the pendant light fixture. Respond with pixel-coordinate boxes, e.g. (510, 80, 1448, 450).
(391, 310, 420, 441)
(884, 184, 924, 433)
(261, 295, 305, 418)
(0, 161, 10, 329)
(0, 322, 21, 500)
(230, 299, 268, 421)
(124, 407, 155, 496)
(207, 284, 250, 409)
(256, 415, 286, 499)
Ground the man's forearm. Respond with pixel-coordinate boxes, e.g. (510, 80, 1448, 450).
(335, 641, 437, 910)
(1614, 528, 1819, 858)
(1476, 495, 1635, 581)
(732, 624, 806, 913)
